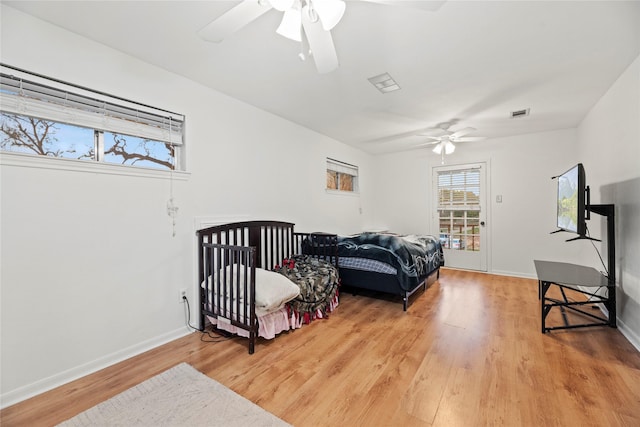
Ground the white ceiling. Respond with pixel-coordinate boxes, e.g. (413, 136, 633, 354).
(3, 1, 640, 154)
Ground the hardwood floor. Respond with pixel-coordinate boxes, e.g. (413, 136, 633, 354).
(3, 268, 640, 426)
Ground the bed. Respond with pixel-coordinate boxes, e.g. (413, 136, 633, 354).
(332, 232, 444, 310)
(197, 221, 339, 354)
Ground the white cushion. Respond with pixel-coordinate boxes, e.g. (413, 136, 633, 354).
(203, 264, 300, 312)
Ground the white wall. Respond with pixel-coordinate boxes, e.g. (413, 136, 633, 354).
(0, 5, 374, 406)
(577, 55, 640, 349)
(372, 128, 580, 277)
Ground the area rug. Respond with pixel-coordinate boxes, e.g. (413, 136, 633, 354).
(57, 362, 291, 426)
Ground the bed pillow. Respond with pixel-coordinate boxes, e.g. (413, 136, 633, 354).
(204, 264, 300, 312)
(253, 267, 300, 311)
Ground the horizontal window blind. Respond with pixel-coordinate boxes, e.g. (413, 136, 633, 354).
(437, 168, 481, 210)
(327, 158, 358, 176)
(0, 66, 184, 145)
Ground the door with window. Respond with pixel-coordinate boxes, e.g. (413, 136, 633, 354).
(433, 163, 488, 271)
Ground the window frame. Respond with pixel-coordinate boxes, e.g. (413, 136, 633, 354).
(0, 63, 185, 173)
(326, 157, 359, 195)
(0, 149, 191, 180)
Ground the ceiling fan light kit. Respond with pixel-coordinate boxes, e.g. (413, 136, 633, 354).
(276, 5, 303, 41)
(432, 140, 455, 155)
(415, 125, 487, 163)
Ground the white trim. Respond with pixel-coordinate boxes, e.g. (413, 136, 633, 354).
(0, 327, 193, 409)
(489, 269, 537, 280)
(618, 318, 640, 352)
(0, 151, 190, 180)
(325, 188, 360, 197)
(575, 286, 640, 353)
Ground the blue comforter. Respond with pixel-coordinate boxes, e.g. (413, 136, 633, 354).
(337, 232, 444, 291)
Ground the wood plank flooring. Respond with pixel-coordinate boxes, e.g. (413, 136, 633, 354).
(3, 268, 640, 426)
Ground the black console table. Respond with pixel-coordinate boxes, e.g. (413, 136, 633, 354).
(536, 203, 616, 333)
(535, 260, 616, 332)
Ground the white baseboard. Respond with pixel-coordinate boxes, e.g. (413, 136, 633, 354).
(484, 272, 640, 353)
(617, 318, 640, 352)
(571, 288, 640, 354)
(488, 269, 537, 280)
(0, 327, 193, 409)
(598, 306, 640, 352)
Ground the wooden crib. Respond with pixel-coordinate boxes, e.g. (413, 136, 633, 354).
(196, 221, 338, 354)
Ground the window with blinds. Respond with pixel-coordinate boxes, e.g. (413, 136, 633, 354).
(0, 64, 185, 171)
(326, 158, 358, 193)
(437, 168, 481, 251)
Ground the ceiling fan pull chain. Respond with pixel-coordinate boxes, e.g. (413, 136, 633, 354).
(298, 41, 307, 61)
(299, 25, 312, 60)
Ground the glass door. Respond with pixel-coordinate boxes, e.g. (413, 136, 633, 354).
(433, 163, 487, 271)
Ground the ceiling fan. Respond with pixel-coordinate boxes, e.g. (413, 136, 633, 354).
(197, 0, 446, 74)
(416, 125, 487, 163)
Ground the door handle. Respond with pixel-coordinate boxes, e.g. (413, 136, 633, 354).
(480, 221, 486, 226)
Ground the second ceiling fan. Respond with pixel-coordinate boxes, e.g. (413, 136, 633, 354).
(417, 126, 487, 163)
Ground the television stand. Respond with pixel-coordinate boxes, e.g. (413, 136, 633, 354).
(534, 260, 615, 332)
(536, 203, 616, 333)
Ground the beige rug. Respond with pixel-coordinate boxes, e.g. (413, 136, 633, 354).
(57, 362, 291, 427)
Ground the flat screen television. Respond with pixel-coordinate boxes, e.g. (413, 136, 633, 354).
(556, 163, 588, 237)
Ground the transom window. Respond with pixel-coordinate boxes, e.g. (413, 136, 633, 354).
(0, 64, 184, 171)
(326, 158, 358, 193)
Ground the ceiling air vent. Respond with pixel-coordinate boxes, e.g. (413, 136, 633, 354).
(368, 73, 401, 94)
(511, 108, 530, 118)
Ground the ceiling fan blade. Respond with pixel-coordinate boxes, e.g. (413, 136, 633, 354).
(198, 0, 273, 43)
(361, 0, 447, 12)
(454, 136, 487, 142)
(269, 0, 295, 12)
(415, 140, 440, 147)
(418, 129, 449, 137)
(448, 127, 476, 139)
(301, 5, 339, 73)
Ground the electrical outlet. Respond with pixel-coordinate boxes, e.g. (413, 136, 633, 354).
(179, 288, 187, 303)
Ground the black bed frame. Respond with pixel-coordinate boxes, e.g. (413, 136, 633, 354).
(196, 220, 337, 354)
(339, 267, 440, 311)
